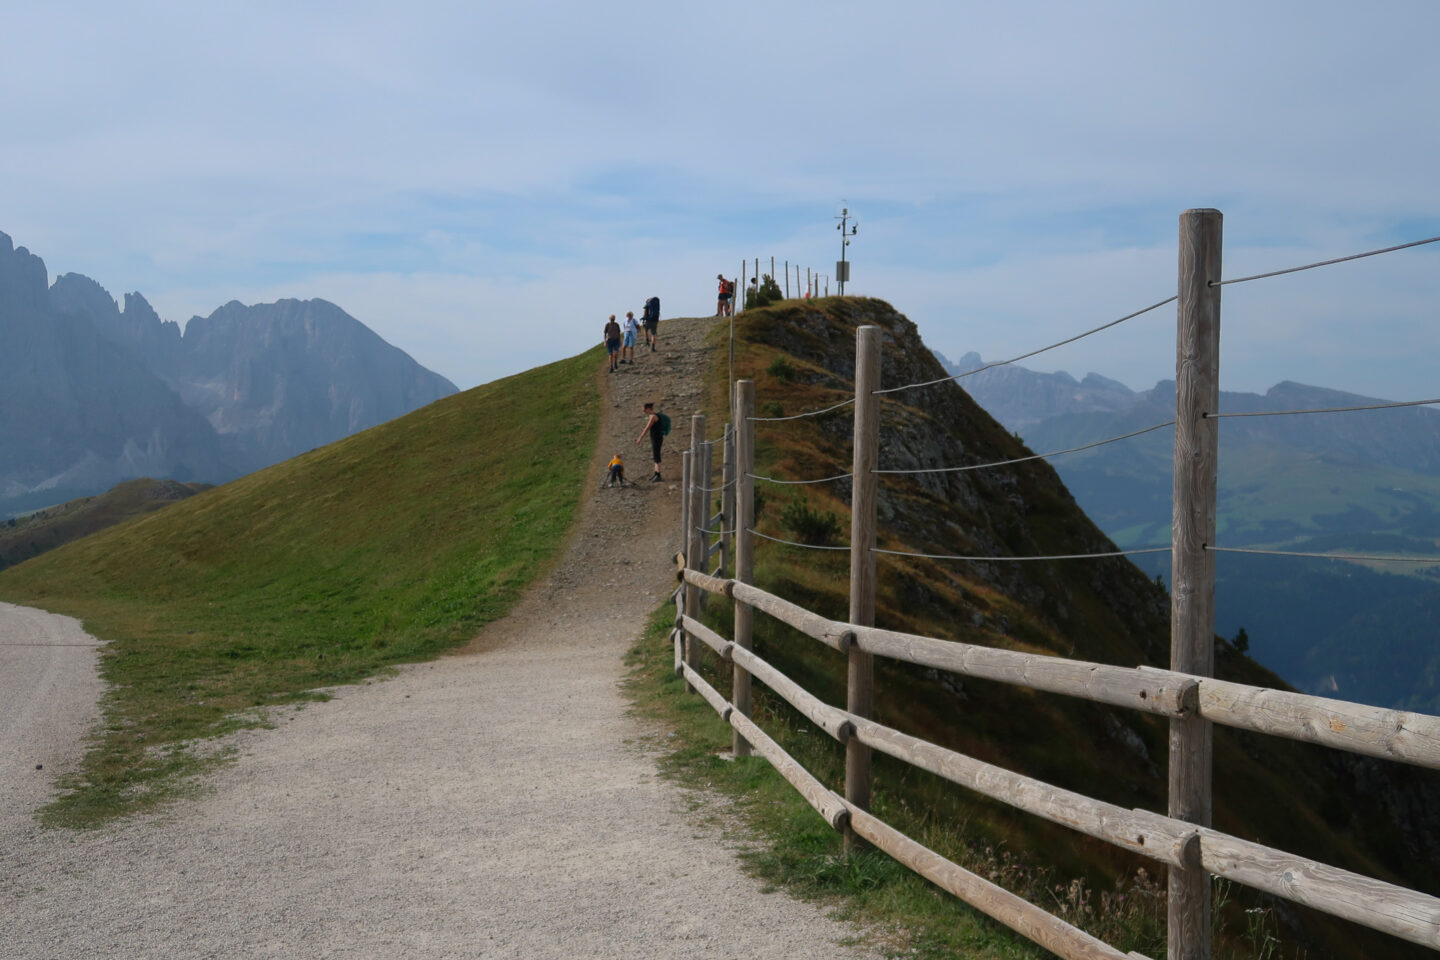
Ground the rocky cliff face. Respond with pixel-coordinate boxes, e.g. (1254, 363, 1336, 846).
(175, 298, 457, 469)
(1, 230, 458, 512)
(1, 234, 234, 509)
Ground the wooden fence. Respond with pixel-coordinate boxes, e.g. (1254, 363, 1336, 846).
(673, 210, 1440, 959)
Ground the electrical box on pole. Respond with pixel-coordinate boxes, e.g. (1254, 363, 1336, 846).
(835, 261, 850, 283)
(835, 206, 858, 295)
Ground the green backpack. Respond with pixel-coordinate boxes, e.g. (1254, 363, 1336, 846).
(656, 412, 672, 436)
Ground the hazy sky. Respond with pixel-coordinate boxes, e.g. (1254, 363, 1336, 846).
(3, 1, 1437, 401)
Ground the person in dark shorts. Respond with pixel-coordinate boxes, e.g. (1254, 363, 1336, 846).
(635, 401, 666, 481)
(642, 296, 659, 351)
(603, 314, 622, 372)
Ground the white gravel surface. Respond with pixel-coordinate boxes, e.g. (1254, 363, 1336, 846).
(0, 318, 880, 960)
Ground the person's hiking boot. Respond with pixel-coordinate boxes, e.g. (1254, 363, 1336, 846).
(650, 472, 662, 482)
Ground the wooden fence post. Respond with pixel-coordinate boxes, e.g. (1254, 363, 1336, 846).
(688, 415, 708, 670)
(740, 260, 747, 313)
(721, 423, 735, 579)
(1170, 208, 1222, 960)
(681, 448, 695, 693)
(733, 380, 756, 758)
(847, 324, 881, 850)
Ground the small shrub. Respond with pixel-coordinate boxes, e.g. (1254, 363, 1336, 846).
(780, 496, 842, 546)
(767, 357, 796, 384)
(745, 273, 785, 309)
(761, 400, 785, 418)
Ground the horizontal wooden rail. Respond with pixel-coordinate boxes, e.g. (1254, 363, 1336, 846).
(1195, 827, 1440, 948)
(842, 801, 1142, 960)
(680, 662, 847, 830)
(731, 644, 855, 744)
(683, 570, 854, 652)
(683, 572, 1440, 770)
(707, 538, 724, 558)
(845, 712, 1199, 870)
(1195, 678, 1440, 771)
(676, 607, 1440, 955)
(853, 625, 1197, 718)
(680, 614, 732, 660)
(680, 567, 731, 597)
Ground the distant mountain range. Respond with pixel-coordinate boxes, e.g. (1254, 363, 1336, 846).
(1, 230, 457, 515)
(936, 350, 1440, 713)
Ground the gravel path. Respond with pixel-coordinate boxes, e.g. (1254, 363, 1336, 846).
(0, 317, 879, 960)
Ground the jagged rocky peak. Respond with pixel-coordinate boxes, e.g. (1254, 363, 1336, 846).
(51, 272, 120, 324)
(0, 231, 50, 310)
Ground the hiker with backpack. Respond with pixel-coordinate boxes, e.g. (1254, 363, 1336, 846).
(603, 314, 622, 372)
(716, 275, 735, 317)
(635, 401, 670, 482)
(642, 296, 660, 351)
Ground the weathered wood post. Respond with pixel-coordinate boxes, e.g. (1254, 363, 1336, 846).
(847, 324, 881, 850)
(740, 261, 747, 313)
(1169, 208, 1222, 960)
(733, 379, 756, 758)
(785, 260, 790, 298)
(699, 430, 714, 606)
(681, 447, 695, 693)
(688, 414, 708, 678)
(721, 423, 736, 578)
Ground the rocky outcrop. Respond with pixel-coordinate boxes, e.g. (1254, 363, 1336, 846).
(1, 230, 458, 512)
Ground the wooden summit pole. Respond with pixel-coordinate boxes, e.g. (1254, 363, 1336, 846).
(847, 325, 881, 851)
(1169, 208, 1222, 960)
(733, 380, 756, 758)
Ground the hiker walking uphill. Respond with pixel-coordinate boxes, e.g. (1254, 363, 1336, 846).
(642, 296, 660, 351)
(603, 315, 622, 372)
(635, 402, 669, 482)
(622, 311, 640, 365)
(716, 275, 734, 317)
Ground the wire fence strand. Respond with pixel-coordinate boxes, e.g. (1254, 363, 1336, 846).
(875, 420, 1176, 476)
(748, 470, 854, 485)
(873, 545, 1172, 562)
(1214, 235, 1440, 287)
(1207, 545, 1440, 564)
(1205, 398, 1440, 419)
(749, 528, 852, 551)
(873, 294, 1177, 397)
(748, 396, 856, 422)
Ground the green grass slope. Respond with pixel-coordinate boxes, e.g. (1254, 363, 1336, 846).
(0, 478, 213, 572)
(0, 346, 602, 825)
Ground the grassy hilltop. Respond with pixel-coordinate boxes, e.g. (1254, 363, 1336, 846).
(0, 346, 602, 824)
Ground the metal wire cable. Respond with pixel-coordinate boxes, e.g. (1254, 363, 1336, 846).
(747, 396, 856, 422)
(875, 420, 1175, 476)
(694, 478, 739, 492)
(1213, 235, 1440, 287)
(748, 528, 852, 551)
(747, 470, 855, 485)
(1206, 545, 1440, 564)
(1204, 398, 1440, 419)
(873, 294, 1177, 397)
(872, 545, 1172, 562)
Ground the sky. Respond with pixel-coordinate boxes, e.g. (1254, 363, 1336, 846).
(2, 0, 1437, 401)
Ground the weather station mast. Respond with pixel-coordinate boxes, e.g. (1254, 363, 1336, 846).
(835, 206, 858, 295)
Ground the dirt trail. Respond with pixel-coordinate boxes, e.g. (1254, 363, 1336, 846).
(0, 317, 878, 959)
